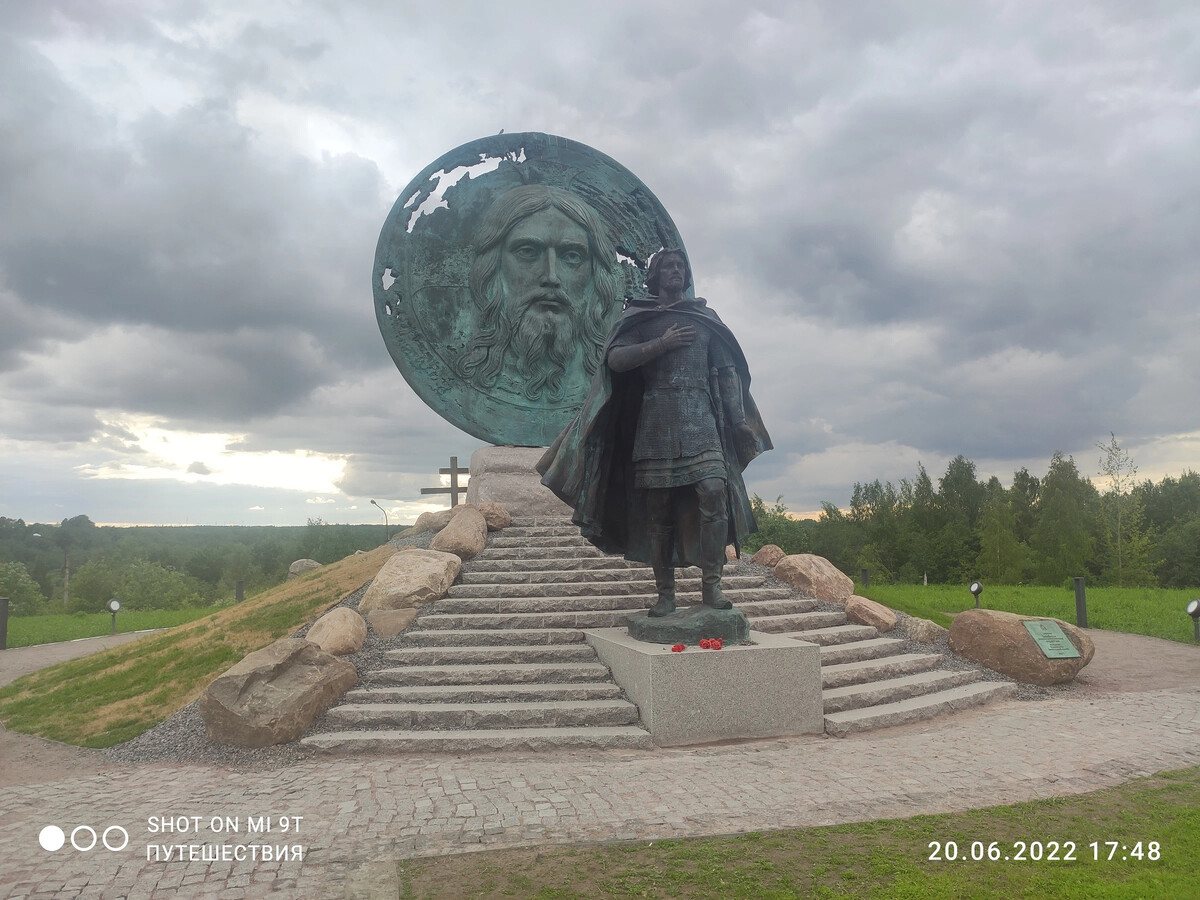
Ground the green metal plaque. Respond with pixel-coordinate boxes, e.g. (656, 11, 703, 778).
(373, 132, 688, 447)
(1022, 620, 1081, 659)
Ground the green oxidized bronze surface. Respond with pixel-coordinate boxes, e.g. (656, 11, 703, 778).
(373, 132, 689, 447)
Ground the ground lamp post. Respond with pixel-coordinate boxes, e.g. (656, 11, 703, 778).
(370, 499, 390, 542)
(1187, 599, 1200, 642)
(969, 580, 983, 609)
(107, 598, 120, 635)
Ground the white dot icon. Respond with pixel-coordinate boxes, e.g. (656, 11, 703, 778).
(39, 825, 66, 852)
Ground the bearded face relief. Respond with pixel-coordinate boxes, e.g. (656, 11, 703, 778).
(458, 185, 620, 405)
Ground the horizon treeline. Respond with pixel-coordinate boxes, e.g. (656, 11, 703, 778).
(0, 516, 392, 616)
(746, 449, 1200, 589)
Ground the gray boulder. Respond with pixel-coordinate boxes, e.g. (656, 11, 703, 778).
(305, 607, 367, 655)
(287, 558, 322, 579)
(358, 549, 461, 613)
(430, 505, 488, 560)
(198, 639, 357, 747)
(773, 554, 854, 603)
(845, 595, 897, 632)
(949, 608, 1095, 686)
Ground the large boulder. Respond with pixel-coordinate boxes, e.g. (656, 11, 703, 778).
(366, 607, 418, 637)
(905, 616, 948, 643)
(430, 505, 488, 560)
(412, 508, 456, 535)
(476, 502, 513, 532)
(751, 544, 786, 567)
(287, 558, 322, 579)
(845, 595, 897, 633)
(198, 639, 357, 747)
(305, 607, 367, 655)
(774, 554, 854, 603)
(358, 549, 461, 613)
(949, 609, 1095, 686)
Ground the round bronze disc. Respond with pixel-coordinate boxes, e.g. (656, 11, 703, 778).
(373, 132, 688, 447)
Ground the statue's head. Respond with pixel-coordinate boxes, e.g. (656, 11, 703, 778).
(644, 248, 692, 296)
(457, 185, 621, 402)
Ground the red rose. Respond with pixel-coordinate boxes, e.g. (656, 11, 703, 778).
(671, 643, 686, 653)
(699, 639, 711, 649)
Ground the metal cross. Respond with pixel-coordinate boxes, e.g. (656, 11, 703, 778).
(420, 455, 470, 507)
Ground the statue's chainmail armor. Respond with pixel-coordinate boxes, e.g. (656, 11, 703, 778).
(610, 309, 735, 488)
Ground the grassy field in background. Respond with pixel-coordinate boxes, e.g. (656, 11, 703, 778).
(398, 766, 1199, 899)
(0, 544, 396, 748)
(860, 583, 1199, 643)
(2, 607, 216, 649)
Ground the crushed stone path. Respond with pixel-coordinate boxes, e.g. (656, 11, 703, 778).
(1, 633, 1198, 898)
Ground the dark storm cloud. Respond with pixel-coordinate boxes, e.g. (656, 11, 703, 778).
(1, 0, 1198, 522)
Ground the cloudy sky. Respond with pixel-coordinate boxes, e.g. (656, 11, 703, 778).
(2, 1, 1197, 527)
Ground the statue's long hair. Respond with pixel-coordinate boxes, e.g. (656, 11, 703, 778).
(644, 247, 692, 296)
(457, 185, 622, 398)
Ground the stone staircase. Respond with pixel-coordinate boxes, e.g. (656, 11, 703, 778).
(302, 517, 1013, 752)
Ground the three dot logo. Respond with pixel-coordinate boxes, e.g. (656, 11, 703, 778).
(39, 824, 128, 852)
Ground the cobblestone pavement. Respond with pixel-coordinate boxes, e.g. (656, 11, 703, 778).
(2, 682, 1198, 899)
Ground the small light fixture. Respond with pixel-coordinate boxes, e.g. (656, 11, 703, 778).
(969, 581, 983, 609)
(1187, 598, 1200, 642)
(107, 598, 120, 635)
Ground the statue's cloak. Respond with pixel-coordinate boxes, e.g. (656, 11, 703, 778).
(537, 298, 772, 567)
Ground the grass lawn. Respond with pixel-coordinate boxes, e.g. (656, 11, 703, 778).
(860, 583, 1200, 643)
(0, 544, 396, 748)
(2, 607, 216, 649)
(397, 766, 1200, 899)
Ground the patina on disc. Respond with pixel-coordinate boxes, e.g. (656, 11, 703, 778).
(373, 132, 689, 447)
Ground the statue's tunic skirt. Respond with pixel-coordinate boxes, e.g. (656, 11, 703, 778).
(610, 310, 733, 489)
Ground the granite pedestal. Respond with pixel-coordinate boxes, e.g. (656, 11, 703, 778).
(585, 628, 824, 747)
(464, 446, 573, 518)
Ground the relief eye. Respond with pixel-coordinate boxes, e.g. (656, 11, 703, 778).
(513, 244, 540, 260)
(560, 249, 585, 266)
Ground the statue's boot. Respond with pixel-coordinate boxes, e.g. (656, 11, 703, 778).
(701, 518, 733, 609)
(647, 526, 676, 617)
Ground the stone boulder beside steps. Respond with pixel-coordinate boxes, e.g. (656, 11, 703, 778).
(773, 554, 855, 603)
(199, 639, 357, 747)
(948, 608, 1095, 686)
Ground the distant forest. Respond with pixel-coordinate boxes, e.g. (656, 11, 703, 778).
(0, 517, 395, 616)
(746, 445, 1200, 590)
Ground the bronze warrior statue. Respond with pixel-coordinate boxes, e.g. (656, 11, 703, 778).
(539, 248, 772, 616)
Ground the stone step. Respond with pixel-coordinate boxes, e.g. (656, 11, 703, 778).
(479, 546, 606, 561)
(822, 669, 983, 713)
(821, 653, 944, 689)
(414, 594, 792, 631)
(487, 535, 593, 548)
(509, 517, 574, 527)
(325, 699, 640, 729)
(399, 628, 587, 647)
(344, 683, 623, 704)
(446, 575, 767, 598)
(818, 638, 909, 666)
(383, 644, 597, 665)
(371, 662, 613, 686)
(432, 594, 804, 617)
(301, 725, 655, 753)
(498, 525, 589, 538)
(464, 557, 649, 573)
(823, 682, 1017, 737)
(777, 623, 876, 646)
(746, 609, 841, 632)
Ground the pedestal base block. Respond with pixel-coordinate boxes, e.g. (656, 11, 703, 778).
(585, 628, 824, 746)
(464, 446, 573, 518)
(626, 606, 749, 644)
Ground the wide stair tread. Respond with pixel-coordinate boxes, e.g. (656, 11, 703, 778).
(446, 575, 766, 598)
(823, 669, 982, 713)
(821, 653, 945, 689)
(384, 644, 597, 665)
(399, 628, 586, 647)
(344, 683, 623, 703)
(823, 682, 1017, 737)
(301, 726, 655, 753)
(818, 637, 908, 666)
(778, 623, 878, 646)
(326, 698, 640, 729)
(371, 662, 612, 685)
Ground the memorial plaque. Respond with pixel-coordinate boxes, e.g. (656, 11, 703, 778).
(1022, 620, 1081, 659)
(373, 132, 688, 447)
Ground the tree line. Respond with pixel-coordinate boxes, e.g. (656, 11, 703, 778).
(0, 516, 392, 616)
(744, 444, 1199, 589)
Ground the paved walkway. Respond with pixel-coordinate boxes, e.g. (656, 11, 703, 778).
(1, 632, 1198, 899)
